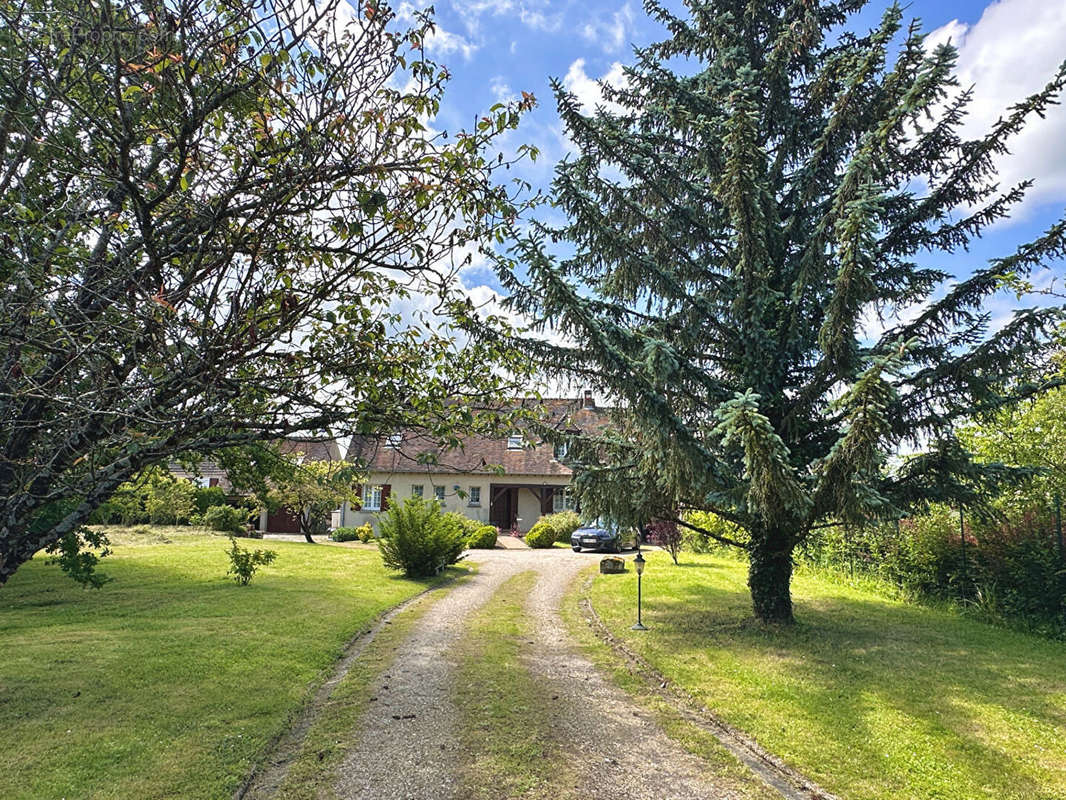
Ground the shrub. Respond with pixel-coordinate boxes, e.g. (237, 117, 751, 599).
(466, 524, 499, 549)
(976, 512, 1065, 623)
(90, 483, 148, 526)
(331, 523, 374, 543)
(225, 536, 277, 585)
(145, 474, 197, 524)
(194, 486, 229, 514)
(204, 504, 248, 535)
(88, 500, 125, 525)
(798, 502, 1066, 635)
(524, 521, 556, 548)
(682, 510, 742, 553)
(377, 497, 465, 578)
(331, 526, 361, 542)
(647, 520, 682, 564)
(539, 510, 581, 543)
(440, 511, 482, 540)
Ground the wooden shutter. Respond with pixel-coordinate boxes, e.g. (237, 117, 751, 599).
(381, 484, 391, 510)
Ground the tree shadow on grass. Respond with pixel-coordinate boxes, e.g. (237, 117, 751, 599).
(602, 559, 1066, 800)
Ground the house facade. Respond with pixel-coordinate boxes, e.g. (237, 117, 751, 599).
(170, 437, 342, 534)
(337, 392, 607, 533)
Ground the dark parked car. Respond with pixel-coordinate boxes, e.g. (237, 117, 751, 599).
(570, 519, 640, 553)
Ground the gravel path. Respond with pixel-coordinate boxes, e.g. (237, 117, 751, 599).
(332, 554, 520, 800)
(521, 552, 740, 800)
(333, 548, 744, 800)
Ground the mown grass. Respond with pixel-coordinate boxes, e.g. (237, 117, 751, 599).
(581, 551, 1066, 800)
(452, 571, 576, 800)
(0, 526, 452, 800)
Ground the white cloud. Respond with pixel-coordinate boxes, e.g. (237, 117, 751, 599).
(554, 59, 630, 161)
(927, 0, 1066, 215)
(517, 6, 563, 33)
(425, 26, 478, 60)
(451, 0, 511, 34)
(581, 2, 635, 54)
(452, 0, 562, 36)
(489, 75, 514, 103)
(562, 58, 627, 115)
(395, 2, 478, 60)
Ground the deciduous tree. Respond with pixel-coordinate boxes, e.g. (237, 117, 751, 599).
(264, 456, 360, 543)
(0, 0, 535, 584)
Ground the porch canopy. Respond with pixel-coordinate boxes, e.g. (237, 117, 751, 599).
(488, 483, 561, 531)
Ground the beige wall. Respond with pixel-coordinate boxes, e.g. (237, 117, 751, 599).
(338, 471, 571, 533)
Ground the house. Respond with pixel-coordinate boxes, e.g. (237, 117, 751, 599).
(170, 437, 342, 534)
(337, 392, 608, 533)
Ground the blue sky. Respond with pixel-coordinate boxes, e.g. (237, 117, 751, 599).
(390, 0, 1066, 331)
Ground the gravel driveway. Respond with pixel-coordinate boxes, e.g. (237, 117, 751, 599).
(332, 548, 745, 800)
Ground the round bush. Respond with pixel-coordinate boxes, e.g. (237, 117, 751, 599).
(194, 486, 228, 514)
(466, 525, 499, 549)
(330, 526, 361, 542)
(540, 510, 581, 543)
(524, 521, 556, 548)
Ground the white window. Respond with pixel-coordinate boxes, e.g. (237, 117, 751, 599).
(553, 487, 576, 512)
(362, 485, 383, 511)
(506, 434, 524, 450)
(434, 485, 446, 503)
(385, 433, 402, 449)
(411, 484, 424, 498)
(468, 486, 481, 506)
(553, 441, 569, 461)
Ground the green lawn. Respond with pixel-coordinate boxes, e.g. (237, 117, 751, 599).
(579, 551, 1066, 800)
(0, 527, 448, 800)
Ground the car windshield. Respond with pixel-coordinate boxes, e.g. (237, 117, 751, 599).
(583, 517, 614, 530)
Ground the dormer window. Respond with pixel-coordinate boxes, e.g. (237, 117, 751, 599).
(506, 434, 524, 450)
(553, 441, 569, 461)
(385, 433, 402, 449)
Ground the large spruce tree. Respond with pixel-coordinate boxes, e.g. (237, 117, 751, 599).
(498, 0, 1066, 623)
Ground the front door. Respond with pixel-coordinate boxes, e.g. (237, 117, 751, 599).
(265, 506, 301, 533)
(489, 485, 517, 531)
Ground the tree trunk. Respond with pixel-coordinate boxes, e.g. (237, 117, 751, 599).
(748, 534, 794, 624)
(1, 527, 56, 586)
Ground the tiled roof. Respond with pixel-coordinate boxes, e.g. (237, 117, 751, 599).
(279, 437, 342, 462)
(170, 436, 341, 488)
(346, 395, 610, 477)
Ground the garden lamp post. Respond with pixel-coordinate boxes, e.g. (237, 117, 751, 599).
(631, 550, 647, 631)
